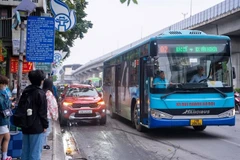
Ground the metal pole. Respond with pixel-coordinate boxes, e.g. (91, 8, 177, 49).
(17, 21, 25, 100)
(190, 0, 193, 17)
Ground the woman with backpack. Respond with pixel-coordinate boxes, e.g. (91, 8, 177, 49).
(0, 75, 12, 160)
(42, 79, 58, 150)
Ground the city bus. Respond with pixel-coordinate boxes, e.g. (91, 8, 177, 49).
(103, 30, 236, 132)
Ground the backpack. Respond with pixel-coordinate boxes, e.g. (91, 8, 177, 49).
(12, 89, 38, 128)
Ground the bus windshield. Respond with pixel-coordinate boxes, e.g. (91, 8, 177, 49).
(150, 41, 232, 91)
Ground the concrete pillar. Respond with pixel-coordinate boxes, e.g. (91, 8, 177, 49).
(99, 72, 103, 78)
(83, 75, 87, 82)
(230, 36, 240, 89)
(93, 71, 99, 77)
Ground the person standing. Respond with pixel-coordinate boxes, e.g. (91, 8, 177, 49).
(0, 75, 12, 160)
(20, 70, 48, 160)
(42, 79, 58, 150)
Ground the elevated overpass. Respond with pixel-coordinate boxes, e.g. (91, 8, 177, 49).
(73, 0, 240, 86)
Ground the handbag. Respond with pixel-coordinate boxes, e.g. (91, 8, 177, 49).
(2, 108, 13, 118)
(0, 92, 13, 118)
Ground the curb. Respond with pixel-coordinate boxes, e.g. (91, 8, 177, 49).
(52, 120, 65, 160)
(70, 131, 88, 160)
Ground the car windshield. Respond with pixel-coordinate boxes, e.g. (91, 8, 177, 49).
(66, 87, 99, 97)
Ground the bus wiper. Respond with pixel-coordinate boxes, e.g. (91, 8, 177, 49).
(212, 87, 227, 98)
(161, 90, 198, 99)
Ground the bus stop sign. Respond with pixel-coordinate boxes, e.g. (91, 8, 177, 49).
(26, 16, 55, 62)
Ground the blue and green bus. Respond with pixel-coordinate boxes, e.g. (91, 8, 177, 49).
(103, 30, 236, 132)
(86, 77, 103, 92)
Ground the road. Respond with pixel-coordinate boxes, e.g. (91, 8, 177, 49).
(66, 114, 240, 160)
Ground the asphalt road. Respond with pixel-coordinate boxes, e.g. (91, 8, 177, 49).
(66, 114, 240, 160)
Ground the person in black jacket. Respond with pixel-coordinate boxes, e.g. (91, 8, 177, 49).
(21, 70, 48, 160)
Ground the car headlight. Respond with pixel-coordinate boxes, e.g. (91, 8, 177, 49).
(63, 102, 73, 107)
(97, 100, 105, 105)
(218, 109, 235, 118)
(151, 109, 173, 119)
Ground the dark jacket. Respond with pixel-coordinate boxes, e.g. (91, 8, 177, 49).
(0, 90, 10, 126)
(21, 85, 48, 134)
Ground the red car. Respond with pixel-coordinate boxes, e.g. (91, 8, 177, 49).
(59, 84, 106, 125)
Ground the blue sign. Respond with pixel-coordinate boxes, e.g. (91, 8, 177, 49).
(26, 16, 55, 62)
(50, 0, 76, 32)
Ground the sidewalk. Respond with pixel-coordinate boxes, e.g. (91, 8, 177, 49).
(41, 120, 65, 160)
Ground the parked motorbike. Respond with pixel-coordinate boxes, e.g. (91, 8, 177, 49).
(234, 91, 240, 112)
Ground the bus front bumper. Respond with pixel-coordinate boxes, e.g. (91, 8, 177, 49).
(149, 116, 235, 128)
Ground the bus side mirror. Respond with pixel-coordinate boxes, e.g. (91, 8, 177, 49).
(150, 41, 157, 56)
(233, 67, 236, 79)
(146, 61, 155, 77)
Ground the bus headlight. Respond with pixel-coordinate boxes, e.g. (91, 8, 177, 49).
(151, 109, 173, 119)
(218, 109, 235, 118)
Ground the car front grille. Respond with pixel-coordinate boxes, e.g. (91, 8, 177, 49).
(75, 113, 97, 117)
(72, 103, 98, 108)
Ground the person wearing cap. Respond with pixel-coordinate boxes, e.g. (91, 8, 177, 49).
(189, 65, 207, 83)
(153, 70, 169, 88)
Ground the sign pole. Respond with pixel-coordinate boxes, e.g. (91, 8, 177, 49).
(17, 21, 25, 100)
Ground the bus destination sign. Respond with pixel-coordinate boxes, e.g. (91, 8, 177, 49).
(158, 44, 226, 54)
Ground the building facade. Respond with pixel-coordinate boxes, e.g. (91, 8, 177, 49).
(0, 0, 46, 88)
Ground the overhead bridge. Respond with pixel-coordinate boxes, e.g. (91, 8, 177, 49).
(72, 0, 240, 87)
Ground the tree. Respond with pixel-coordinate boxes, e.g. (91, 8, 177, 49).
(53, 0, 93, 60)
(54, 0, 137, 63)
(120, 0, 138, 6)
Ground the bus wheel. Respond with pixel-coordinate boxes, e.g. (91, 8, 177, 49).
(109, 97, 116, 119)
(193, 126, 207, 131)
(133, 104, 145, 132)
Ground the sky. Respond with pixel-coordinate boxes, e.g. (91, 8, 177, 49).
(63, 0, 225, 66)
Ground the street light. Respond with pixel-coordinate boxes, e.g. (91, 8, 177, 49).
(190, 0, 193, 17)
(12, 0, 36, 100)
(182, 12, 188, 19)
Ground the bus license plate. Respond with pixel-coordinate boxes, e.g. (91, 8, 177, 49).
(78, 110, 92, 114)
(190, 119, 202, 126)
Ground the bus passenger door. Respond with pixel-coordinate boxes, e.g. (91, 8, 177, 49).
(140, 58, 149, 124)
(115, 64, 121, 114)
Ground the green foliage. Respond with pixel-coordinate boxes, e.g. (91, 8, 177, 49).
(53, 0, 139, 63)
(53, 0, 93, 60)
(0, 40, 7, 58)
(0, 67, 6, 76)
(235, 88, 240, 93)
(120, 0, 138, 5)
(52, 75, 58, 82)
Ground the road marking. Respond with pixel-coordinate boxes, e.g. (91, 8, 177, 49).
(220, 139, 240, 147)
